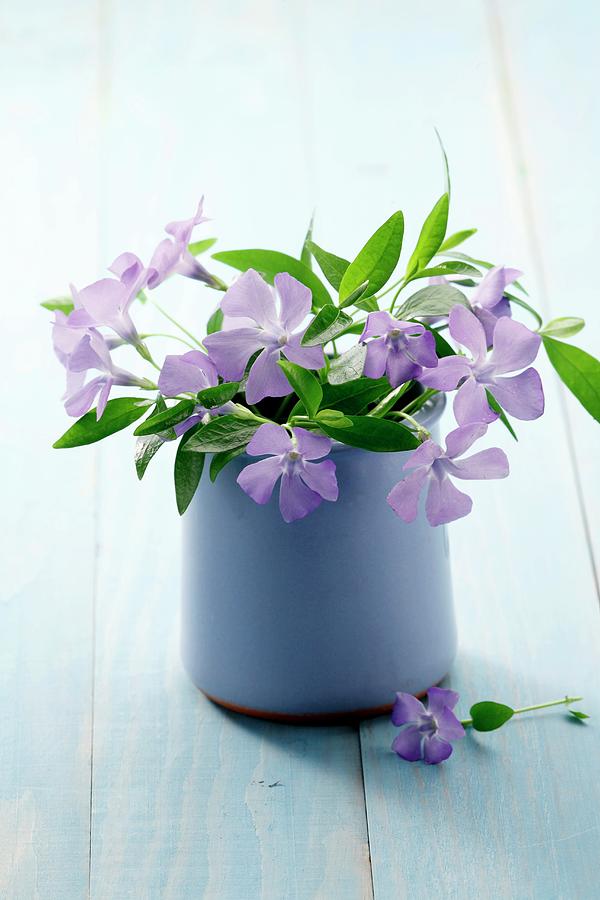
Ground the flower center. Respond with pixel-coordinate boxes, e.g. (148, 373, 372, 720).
(417, 713, 438, 737)
(277, 333, 289, 347)
(288, 450, 301, 461)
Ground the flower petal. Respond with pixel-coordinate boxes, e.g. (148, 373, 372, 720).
(435, 706, 466, 741)
(423, 735, 453, 764)
(274, 272, 313, 331)
(443, 423, 488, 459)
(426, 686, 460, 714)
(489, 316, 541, 375)
(279, 472, 322, 522)
(386, 350, 419, 387)
(419, 355, 472, 391)
(403, 439, 443, 470)
(391, 726, 423, 762)
(360, 311, 396, 341)
(292, 427, 332, 460)
(471, 265, 522, 310)
(246, 347, 291, 403)
(407, 330, 438, 368)
(449, 304, 487, 362)
(447, 447, 509, 480)
(425, 473, 473, 526)
(237, 457, 283, 505)
(64, 375, 104, 417)
(147, 238, 180, 289)
(282, 333, 325, 370)
(158, 350, 217, 396)
(96, 379, 113, 419)
(453, 377, 498, 427)
(221, 269, 278, 328)
(246, 422, 292, 456)
(387, 468, 429, 523)
(363, 338, 388, 379)
(300, 460, 338, 501)
(203, 327, 264, 381)
(391, 692, 427, 726)
(489, 369, 545, 421)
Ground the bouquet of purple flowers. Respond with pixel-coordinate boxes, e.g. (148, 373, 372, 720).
(45, 189, 600, 523)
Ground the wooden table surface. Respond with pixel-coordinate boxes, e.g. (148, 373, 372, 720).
(2, 2, 600, 897)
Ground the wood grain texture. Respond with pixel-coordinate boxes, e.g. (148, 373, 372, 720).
(2, 0, 600, 897)
(0, 3, 101, 897)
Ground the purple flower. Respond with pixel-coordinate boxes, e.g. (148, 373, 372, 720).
(359, 311, 438, 386)
(158, 350, 235, 435)
(56, 325, 147, 419)
(204, 270, 325, 404)
(147, 198, 214, 289)
(420, 304, 544, 426)
(469, 265, 522, 345)
(68, 251, 150, 346)
(387, 423, 509, 526)
(391, 687, 465, 764)
(237, 423, 338, 522)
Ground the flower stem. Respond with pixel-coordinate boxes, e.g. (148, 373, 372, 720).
(150, 300, 204, 349)
(140, 332, 197, 350)
(370, 382, 412, 418)
(460, 696, 583, 727)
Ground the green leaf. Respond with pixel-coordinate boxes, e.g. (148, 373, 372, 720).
(339, 211, 405, 304)
(53, 398, 153, 449)
(315, 409, 353, 428)
(318, 415, 419, 452)
(469, 701, 514, 732)
(278, 359, 322, 418)
(338, 280, 370, 309)
(328, 344, 367, 385)
(306, 240, 350, 290)
(543, 337, 600, 423)
(41, 296, 74, 315)
(212, 249, 332, 309)
(135, 434, 165, 480)
(435, 128, 451, 199)
(486, 389, 518, 441)
(188, 237, 217, 256)
(569, 709, 590, 722)
(300, 214, 314, 269)
(301, 306, 354, 347)
(183, 415, 260, 453)
(197, 381, 239, 408)
(405, 194, 449, 277)
(406, 260, 481, 284)
(134, 399, 195, 436)
(209, 446, 246, 482)
(540, 317, 585, 339)
(206, 306, 224, 335)
(439, 229, 477, 251)
(174, 426, 205, 515)
(320, 377, 390, 415)
(441, 251, 529, 297)
(397, 284, 468, 319)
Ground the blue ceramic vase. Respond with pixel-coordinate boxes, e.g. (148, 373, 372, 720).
(181, 395, 456, 722)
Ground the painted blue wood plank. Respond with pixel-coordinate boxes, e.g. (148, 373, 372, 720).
(321, 1, 600, 896)
(0, 3, 102, 896)
(87, 2, 373, 896)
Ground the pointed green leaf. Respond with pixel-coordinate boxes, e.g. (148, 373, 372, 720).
(320, 377, 390, 415)
(439, 229, 477, 252)
(540, 317, 585, 339)
(209, 446, 246, 482)
(278, 359, 322, 418)
(53, 398, 153, 449)
(188, 237, 217, 256)
(543, 336, 600, 422)
(397, 284, 468, 320)
(318, 415, 419, 452)
(339, 211, 405, 303)
(41, 296, 74, 315)
(405, 260, 481, 285)
(327, 344, 367, 385)
(197, 381, 239, 408)
(314, 409, 353, 428)
(174, 426, 205, 515)
(405, 194, 449, 277)
(212, 249, 332, 309)
(300, 215, 314, 269)
(183, 415, 260, 453)
(306, 240, 350, 291)
(135, 434, 165, 480)
(486, 389, 518, 441)
(301, 306, 353, 347)
(569, 709, 590, 722)
(469, 701, 514, 732)
(338, 280, 370, 309)
(134, 399, 195, 436)
(206, 306, 224, 335)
